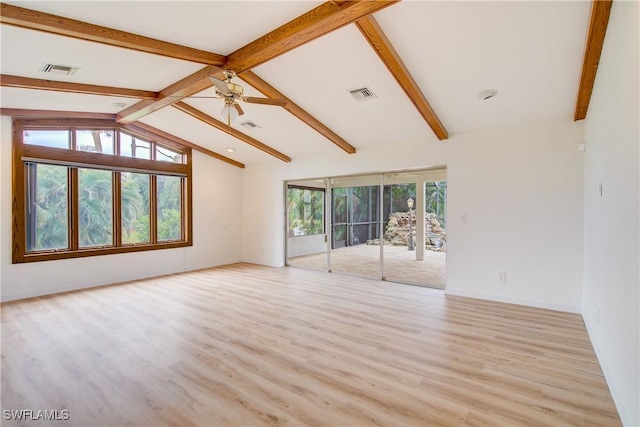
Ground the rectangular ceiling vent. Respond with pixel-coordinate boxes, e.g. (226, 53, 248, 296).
(240, 120, 260, 129)
(349, 87, 377, 102)
(39, 63, 79, 76)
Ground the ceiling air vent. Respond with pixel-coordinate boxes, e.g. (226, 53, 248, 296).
(240, 120, 260, 129)
(39, 63, 79, 76)
(349, 87, 377, 102)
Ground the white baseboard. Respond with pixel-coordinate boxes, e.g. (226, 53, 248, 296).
(0, 260, 242, 303)
(583, 313, 632, 426)
(444, 289, 582, 314)
(1, 281, 111, 303)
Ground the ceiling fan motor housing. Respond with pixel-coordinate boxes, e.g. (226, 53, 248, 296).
(225, 83, 244, 99)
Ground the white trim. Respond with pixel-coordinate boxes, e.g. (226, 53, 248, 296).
(0, 260, 240, 303)
(444, 289, 582, 314)
(1, 282, 110, 303)
(583, 313, 631, 426)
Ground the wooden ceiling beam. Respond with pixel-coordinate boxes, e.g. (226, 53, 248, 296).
(122, 121, 245, 169)
(2, 1, 391, 155)
(574, 0, 613, 121)
(116, 66, 224, 123)
(240, 71, 355, 154)
(355, 15, 448, 140)
(1, 108, 115, 120)
(225, 0, 399, 73)
(116, 1, 398, 128)
(0, 3, 226, 66)
(0, 75, 158, 99)
(173, 102, 291, 163)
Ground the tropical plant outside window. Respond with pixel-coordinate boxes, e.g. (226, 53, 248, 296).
(157, 175, 182, 241)
(78, 168, 113, 247)
(26, 163, 69, 251)
(121, 172, 151, 244)
(426, 181, 447, 228)
(14, 119, 191, 263)
(287, 187, 324, 236)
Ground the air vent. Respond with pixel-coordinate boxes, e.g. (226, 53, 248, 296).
(240, 120, 260, 129)
(39, 63, 79, 75)
(349, 87, 377, 102)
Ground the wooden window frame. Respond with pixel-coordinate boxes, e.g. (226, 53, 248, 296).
(12, 118, 193, 263)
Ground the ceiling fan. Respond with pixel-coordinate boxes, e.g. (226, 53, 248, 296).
(178, 70, 287, 126)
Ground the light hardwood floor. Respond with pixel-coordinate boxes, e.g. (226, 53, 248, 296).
(289, 245, 446, 288)
(1, 263, 620, 426)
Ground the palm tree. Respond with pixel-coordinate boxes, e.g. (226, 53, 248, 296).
(30, 164, 69, 250)
(78, 169, 113, 247)
(157, 175, 181, 241)
(121, 173, 149, 243)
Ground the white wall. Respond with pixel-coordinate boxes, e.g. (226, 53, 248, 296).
(0, 116, 243, 301)
(582, 1, 639, 425)
(242, 117, 585, 312)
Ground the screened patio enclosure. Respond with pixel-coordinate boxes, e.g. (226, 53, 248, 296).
(286, 168, 447, 289)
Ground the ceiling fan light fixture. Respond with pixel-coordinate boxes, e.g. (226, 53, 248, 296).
(221, 102, 239, 126)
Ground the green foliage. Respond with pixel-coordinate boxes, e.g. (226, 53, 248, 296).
(158, 209, 181, 241)
(288, 188, 324, 236)
(331, 186, 380, 246)
(29, 164, 69, 250)
(157, 175, 182, 241)
(78, 169, 113, 247)
(426, 181, 447, 227)
(28, 166, 184, 249)
(121, 173, 150, 244)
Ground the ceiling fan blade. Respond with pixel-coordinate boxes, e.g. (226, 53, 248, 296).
(234, 103, 244, 116)
(209, 76, 231, 95)
(243, 96, 287, 107)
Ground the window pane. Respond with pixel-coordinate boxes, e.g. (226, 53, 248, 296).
(120, 133, 151, 159)
(156, 145, 183, 163)
(79, 169, 113, 247)
(157, 175, 182, 241)
(121, 172, 150, 244)
(76, 130, 114, 154)
(287, 188, 324, 236)
(26, 164, 69, 251)
(23, 130, 69, 149)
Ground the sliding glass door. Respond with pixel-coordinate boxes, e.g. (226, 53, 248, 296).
(285, 169, 447, 289)
(329, 174, 381, 278)
(285, 179, 328, 271)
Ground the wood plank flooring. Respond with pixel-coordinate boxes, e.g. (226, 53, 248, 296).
(0, 263, 620, 426)
(289, 244, 446, 288)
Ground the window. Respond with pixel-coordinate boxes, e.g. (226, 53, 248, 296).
(78, 168, 113, 248)
(287, 186, 325, 237)
(13, 118, 192, 263)
(121, 172, 150, 244)
(120, 133, 151, 159)
(157, 175, 182, 241)
(24, 129, 69, 149)
(76, 130, 115, 154)
(26, 163, 69, 251)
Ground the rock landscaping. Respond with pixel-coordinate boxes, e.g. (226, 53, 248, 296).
(367, 212, 446, 251)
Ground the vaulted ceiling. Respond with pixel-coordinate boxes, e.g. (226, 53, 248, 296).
(0, 1, 611, 168)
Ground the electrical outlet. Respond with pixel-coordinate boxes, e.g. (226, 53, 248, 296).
(498, 272, 507, 282)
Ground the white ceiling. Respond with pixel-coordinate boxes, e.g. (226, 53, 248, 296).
(1, 1, 592, 166)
